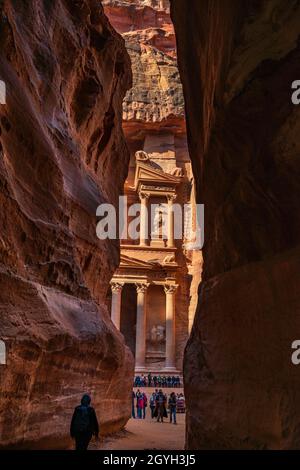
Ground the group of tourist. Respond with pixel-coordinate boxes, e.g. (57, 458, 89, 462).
(132, 389, 185, 424)
(134, 373, 181, 388)
(68, 384, 185, 450)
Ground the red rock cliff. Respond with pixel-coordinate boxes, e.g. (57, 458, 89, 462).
(0, 0, 134, 448)
(103, 0, 184, 135)
(171, 0, 300, 449)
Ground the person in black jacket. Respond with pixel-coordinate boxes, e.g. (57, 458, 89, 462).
(168, 392, 177, 424)
(70, 394, 99, 450)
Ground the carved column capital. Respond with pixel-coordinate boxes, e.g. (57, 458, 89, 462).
(139, 191, 150, 201)
(164, 284, 178, 294)
(167, 193, 177, 203)
(111, 282, 124, 293)
(135, 282, 149, 294)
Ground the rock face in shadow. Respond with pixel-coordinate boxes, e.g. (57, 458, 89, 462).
(0, 0, 134, 448)
(171, 0, 300, 449)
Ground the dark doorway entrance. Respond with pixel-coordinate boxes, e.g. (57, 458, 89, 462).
(120, 284, 137, 356)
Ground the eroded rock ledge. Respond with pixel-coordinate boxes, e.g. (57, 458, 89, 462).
(171, 0, 300, 450)
(0, 0, 133, 448)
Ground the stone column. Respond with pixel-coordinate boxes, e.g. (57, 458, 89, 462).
(167, 194, 176, 248)
(164, 284, 178, 371)
(110, 282, 124, 330)
(139, 192, 149, 246)
(135, 283, 148, 371)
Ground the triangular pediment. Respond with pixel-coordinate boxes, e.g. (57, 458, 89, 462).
(119, 254, 158, 269)
(134, 162, 181, 190)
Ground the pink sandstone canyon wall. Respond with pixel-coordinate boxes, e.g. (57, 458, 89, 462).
(2, 0, 297, 451)
(0, 0, 134, 448)
(171, 0, 300, 449)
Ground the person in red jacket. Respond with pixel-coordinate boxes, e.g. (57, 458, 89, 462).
(136, 390, 143, 419)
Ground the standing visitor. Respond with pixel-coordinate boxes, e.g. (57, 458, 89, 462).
(135, 376, 141, 387)
(70, 394, 99, 451)
(137, 390, 144, 419)
(168, 392, 177, 424)
(177, 393, 186, 413)
(142, 392, 147, 419)
(154, 389, 167, 423)
(132, 390, 136, 419)
(148, 372, 152, 387)
(136, 389, 140, 418)
(150, 392, 156, 418)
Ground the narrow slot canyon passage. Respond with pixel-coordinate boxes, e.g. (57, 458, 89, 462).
(0, 0, 299, 453)
(100, 0, 201, 450)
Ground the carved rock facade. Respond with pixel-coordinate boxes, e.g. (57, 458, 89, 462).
(104, 0, 202, 374)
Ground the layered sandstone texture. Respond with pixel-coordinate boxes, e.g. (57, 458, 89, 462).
(0, 0, 134, 449)
(171, 0, 300, 449)
(103, 0, 185, 136)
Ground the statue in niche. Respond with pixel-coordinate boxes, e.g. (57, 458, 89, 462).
(156, 325, 165, 342)
(135, 150, 149, 161)
(150, 324, 165, 344)
(148, 324, 165, 355)
(135, 149, 162, 170)
(169, 167, 183, 177)
(163, 254, 175, 264)
(152, 205, 168, 239)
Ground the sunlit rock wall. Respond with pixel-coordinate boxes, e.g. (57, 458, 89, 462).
(0, 0, 134, 449)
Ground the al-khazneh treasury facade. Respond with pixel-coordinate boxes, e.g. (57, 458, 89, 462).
(109, 140, 201, 374)
(104, 0, 202, 373)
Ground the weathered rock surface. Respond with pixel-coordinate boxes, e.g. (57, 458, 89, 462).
(0, 0, 134, 449)
(122, 41, 183, 125)
(171, 0, 300, 449)
(102, 0, 174, 55)
(103, 0, 184, 139)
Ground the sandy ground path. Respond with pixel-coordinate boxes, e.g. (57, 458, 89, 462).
(93, 388, 185, 450)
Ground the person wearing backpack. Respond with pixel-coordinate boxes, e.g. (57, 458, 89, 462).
(168, 392, 177, 424)
(70, 394, 99, 450)
(150, 392, 156, 418)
